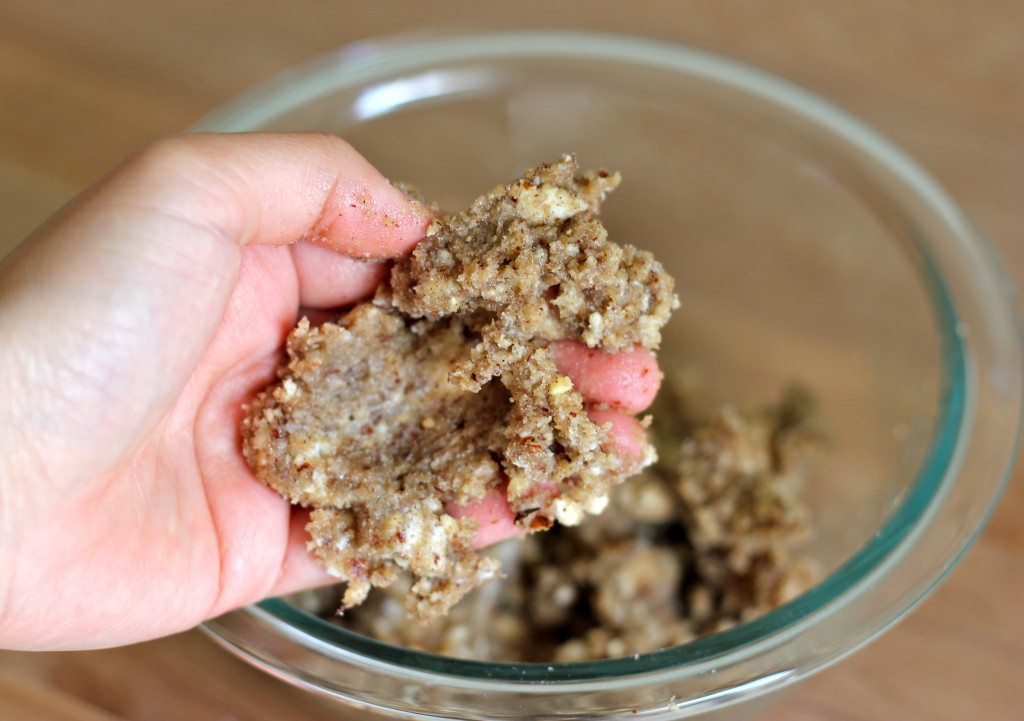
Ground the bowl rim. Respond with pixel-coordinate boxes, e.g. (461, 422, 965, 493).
(198, 28, 1022, 693)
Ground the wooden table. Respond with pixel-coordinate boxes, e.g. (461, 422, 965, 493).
(1, 2, 1021, 719)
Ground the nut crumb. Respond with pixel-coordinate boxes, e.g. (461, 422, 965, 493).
(549, 375, 573, 396)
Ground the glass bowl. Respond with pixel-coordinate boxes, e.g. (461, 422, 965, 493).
(196, 31, 1022, 721)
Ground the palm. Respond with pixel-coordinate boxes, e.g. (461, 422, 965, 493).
(6, 245, 312, 648)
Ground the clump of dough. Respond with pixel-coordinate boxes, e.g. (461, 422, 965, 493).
(317, 389, 823, 662)
(243, 156, 678, 619)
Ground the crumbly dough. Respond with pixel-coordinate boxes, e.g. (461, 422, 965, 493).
(299, 388, 822, 661)
(243, 156, 678, 619)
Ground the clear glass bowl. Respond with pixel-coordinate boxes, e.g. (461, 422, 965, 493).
(196, 31, 1022, 720)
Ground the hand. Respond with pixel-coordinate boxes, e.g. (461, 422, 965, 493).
(0, 133, 659, 651)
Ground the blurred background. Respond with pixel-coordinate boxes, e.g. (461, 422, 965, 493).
(1, 1, 1021, 719)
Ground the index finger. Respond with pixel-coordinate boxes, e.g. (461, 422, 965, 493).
(107, 132, 432, 259)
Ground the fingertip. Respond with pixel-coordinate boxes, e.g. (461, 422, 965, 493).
(587, 408, 648, 461)
(447, 485, 524, 549)
(304, 134, 433, 259)
(551, 341, 663, 413)
(318, 180, 433, 259)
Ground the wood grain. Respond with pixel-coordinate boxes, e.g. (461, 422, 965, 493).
(1, 2, 1021, 719)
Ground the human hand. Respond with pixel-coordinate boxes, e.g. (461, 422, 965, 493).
(0, 133, 659, 651)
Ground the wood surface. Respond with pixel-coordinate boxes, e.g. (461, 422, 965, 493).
(1, 1, 1021, 719)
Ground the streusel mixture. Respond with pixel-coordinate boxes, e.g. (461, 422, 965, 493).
(243, 157, 678, 619)
(294, 388, 821, 661)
